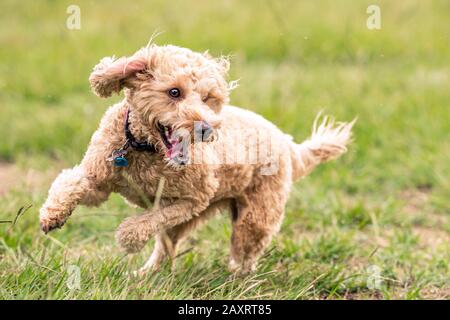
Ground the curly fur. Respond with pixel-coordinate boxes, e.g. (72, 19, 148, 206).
(40, 43, 354, 274)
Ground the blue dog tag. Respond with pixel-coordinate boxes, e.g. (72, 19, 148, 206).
(114, 156, 128, 167)
(107, 141, 130, 167)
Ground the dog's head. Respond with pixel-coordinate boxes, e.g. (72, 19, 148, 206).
(89, 44, 235, 164)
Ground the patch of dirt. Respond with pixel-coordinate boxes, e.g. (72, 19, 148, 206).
(0, 163, 19, 195)
(342, 290, 383, 300)
(400, 187, 448, 231)
(0, 162, 62, 196)
(368, 226, 448, 252)
(420, 286, 450, 299)
(400, 187, 432, 215)
(412, 226, 450, 250)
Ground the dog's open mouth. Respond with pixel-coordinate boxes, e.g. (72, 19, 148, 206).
(157, 122, 188, 164)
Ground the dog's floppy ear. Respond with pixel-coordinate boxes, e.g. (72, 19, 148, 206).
(89, 53, 148, 98)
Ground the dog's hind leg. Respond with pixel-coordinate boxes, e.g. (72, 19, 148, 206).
(229, 176, 289, 275)
(136, 228, 185, 275)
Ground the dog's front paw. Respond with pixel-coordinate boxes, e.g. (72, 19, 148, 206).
(116, 216, 155, 253)
(39, 207, 68, 234)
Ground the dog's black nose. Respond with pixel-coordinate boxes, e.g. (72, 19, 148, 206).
(200, 121, 213, 140)
(194, 121, 214, 141)
(201, 121, 212, 137)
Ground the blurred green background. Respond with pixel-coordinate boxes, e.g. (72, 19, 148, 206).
(0, 0, 448, 299)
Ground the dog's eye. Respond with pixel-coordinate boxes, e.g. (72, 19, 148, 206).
(168, 88, 181, 98)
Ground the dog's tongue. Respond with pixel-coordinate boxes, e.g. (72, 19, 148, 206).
(166, 136, 184, 160)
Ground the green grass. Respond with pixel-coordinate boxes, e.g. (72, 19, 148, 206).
(0, 0, 449, 299)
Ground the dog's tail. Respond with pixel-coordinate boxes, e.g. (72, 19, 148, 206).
(291, 113, 355, 181)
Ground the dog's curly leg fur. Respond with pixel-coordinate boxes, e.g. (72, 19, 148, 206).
(116, 200, 208, 253)
(229, 170, 289, 275)
(39, 165, 110, 233)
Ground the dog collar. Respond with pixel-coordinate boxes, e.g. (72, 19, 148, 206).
(107, 107, 156, 167)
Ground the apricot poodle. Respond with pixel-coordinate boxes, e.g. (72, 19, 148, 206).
(39, 43, 354, 274)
